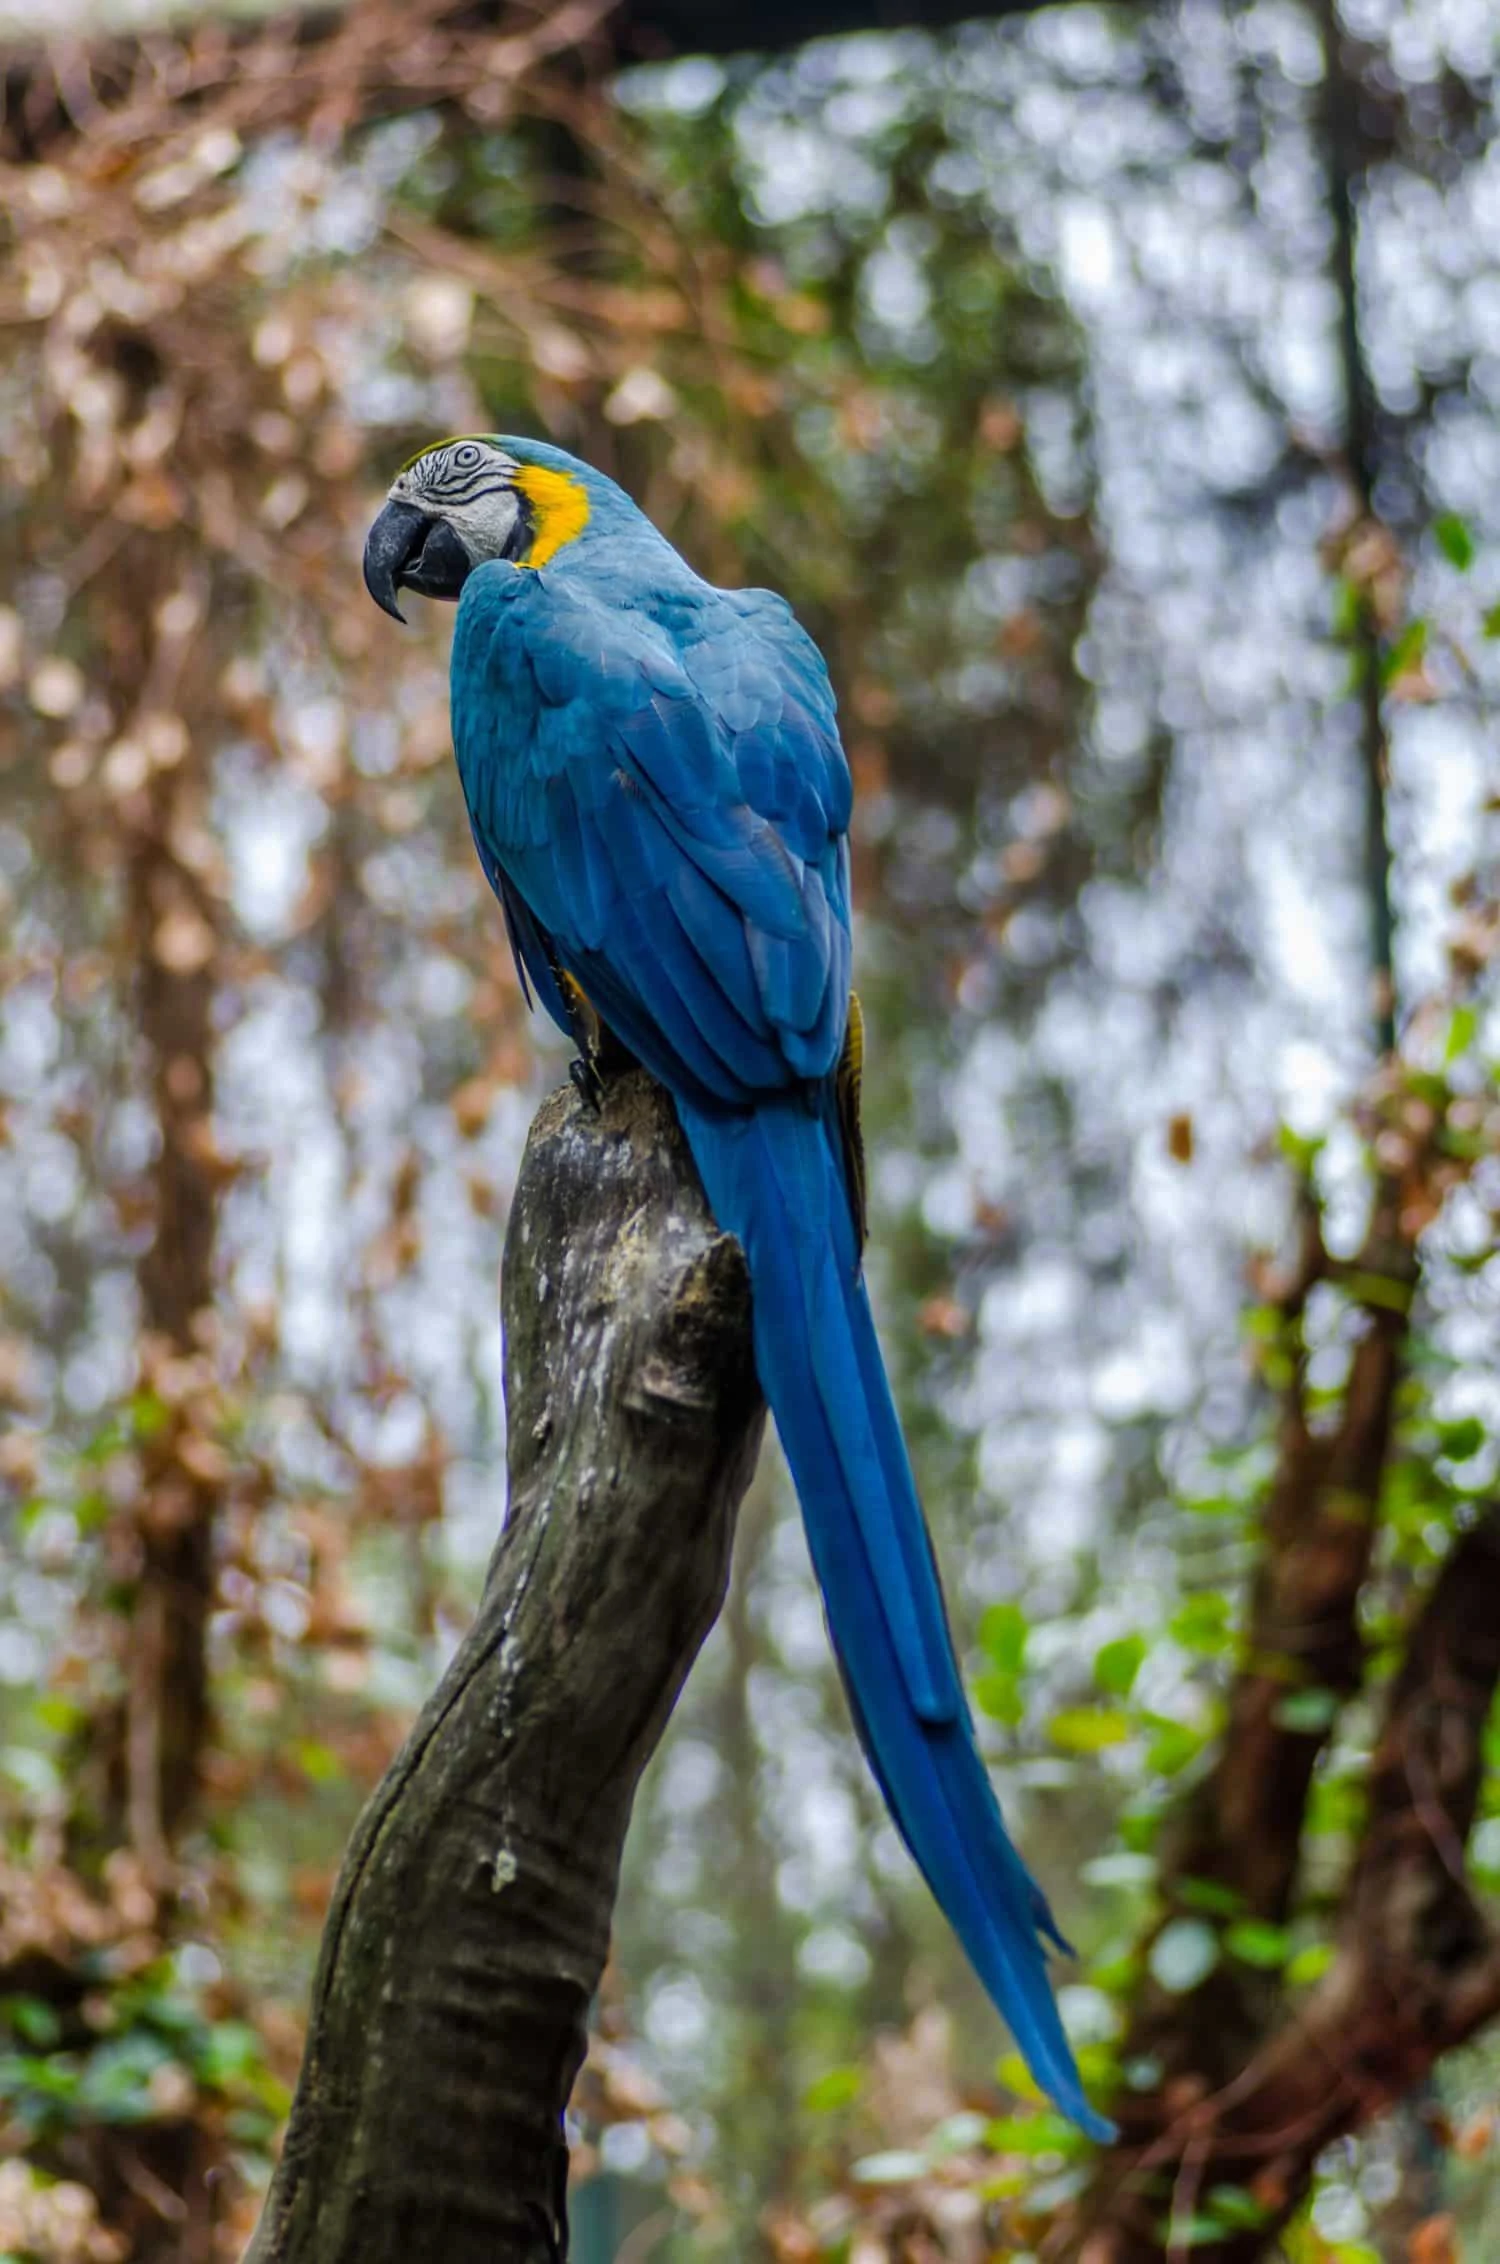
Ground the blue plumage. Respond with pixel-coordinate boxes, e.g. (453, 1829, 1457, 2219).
(431, 440, 1111, 2139)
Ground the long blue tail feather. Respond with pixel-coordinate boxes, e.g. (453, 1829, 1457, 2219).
(676, 1092, 1114, 2141)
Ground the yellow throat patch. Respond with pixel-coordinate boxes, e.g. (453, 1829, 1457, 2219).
(514, 464, 591, 568)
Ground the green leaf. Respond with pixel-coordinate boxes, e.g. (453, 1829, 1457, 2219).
(973, 1669, 1025, 1727)
(1286, 1942, 1336, 1987)
(1342, 1268, 1414, 1315)
(1204, 2183, 1270, 2229)
(1436, 1415, 1485, 1462)
(73, 1489, 112, 1535)
(1329, 575, 1362, 640)
(1273, 1687, 1340, 1734)
(1276, 1123, 1324, 1174)
(1445, 1003, 1478, 1063)
(1158, 2214, 1236, 2249)
(75, 2034, 176, 2124)
(978, 1601, 1028, 1674)
(195, 2021, 264, 2089)
(77, 1419, 127, 1468)
(3, 1999, 62, 2049)
(1119, 1807, 1162, 1854)
(1143, 1716, 1206, 1776)
(1177, 1877, 1244, 1920)
(1380, 618, 1427, 686)
(293, 1740, 345, 1786)
(1158, 2191, 1266, 2245)
(1224, 1920, 1292, 1970)
(1434, 512, 1475, 570)
(0, 2053, 83, 2123)
(984, 2112, 1079, 2157)
(1483, 602, 1500, 639)
(1090, 1945, 1143, 1995)
(1148, 1918, 1219, 1995)
(803, 2065, 862, 2114)
(1169, 1593, 1232, 1657)
(995, 2049, 1045, 2106)
(1048, 1706, 1131, 1754)
(1093, 1634, 1146, 1698)
(129, 1391, 169, 1442)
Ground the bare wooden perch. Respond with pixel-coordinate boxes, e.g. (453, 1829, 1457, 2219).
(245, 1071, 764, 2264)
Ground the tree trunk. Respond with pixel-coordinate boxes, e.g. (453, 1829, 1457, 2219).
(64, 496, 230, 1878)
(244, 1070, 765, 2264)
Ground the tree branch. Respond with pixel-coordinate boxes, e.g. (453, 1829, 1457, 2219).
(0, 0, 1150, 163)
(614, 0, 1138, 58)
(244, 1070, 764, 2264)
(1316, 0, 1398, 1053)
(1054, 1506, 1500, 2264)
(1105, 1173, 1413, 2114)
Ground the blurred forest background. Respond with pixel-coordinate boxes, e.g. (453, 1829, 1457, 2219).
(0, 0, 1498, 2259)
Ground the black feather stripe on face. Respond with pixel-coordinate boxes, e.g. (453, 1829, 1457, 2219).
(500, 490, 534, 565)
(431, 473, 509, 508)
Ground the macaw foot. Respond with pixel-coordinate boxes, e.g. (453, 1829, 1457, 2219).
(569, 1052, 608, 1113)
(556, 969, 636, 1113)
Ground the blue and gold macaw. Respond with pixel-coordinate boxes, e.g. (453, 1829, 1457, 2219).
(364, 437, 1110, 2138)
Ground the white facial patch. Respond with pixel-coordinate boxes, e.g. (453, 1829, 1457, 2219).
(389, 441, 524, 564)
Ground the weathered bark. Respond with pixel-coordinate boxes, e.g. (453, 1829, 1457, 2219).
(244, 1070, 763, 2264)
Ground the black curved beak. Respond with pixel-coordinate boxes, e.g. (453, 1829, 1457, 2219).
(362, 500, 473, 623)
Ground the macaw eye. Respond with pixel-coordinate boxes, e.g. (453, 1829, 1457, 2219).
(454, 443, 481, 468)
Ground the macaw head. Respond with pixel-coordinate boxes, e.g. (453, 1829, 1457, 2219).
(362, 435, 602, 622)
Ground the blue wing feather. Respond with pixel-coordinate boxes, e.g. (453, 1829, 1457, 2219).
(445, 548, 1111, 2140)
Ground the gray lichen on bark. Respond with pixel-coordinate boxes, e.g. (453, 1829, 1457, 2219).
(245, 1070, 764, 2264)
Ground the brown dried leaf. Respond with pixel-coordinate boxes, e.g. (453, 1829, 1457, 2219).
(177, 1432, 233, 1486)
(450, 1076, 494, 1138)
(979, 397, 1024, 452)
(1000, 839, 1045, 884)
(997, 608, 1043, 661)
(1454, 2107, 1495, 2159)
(152, 905, 216, 973)
(1409, 2214, 1457, 2264)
